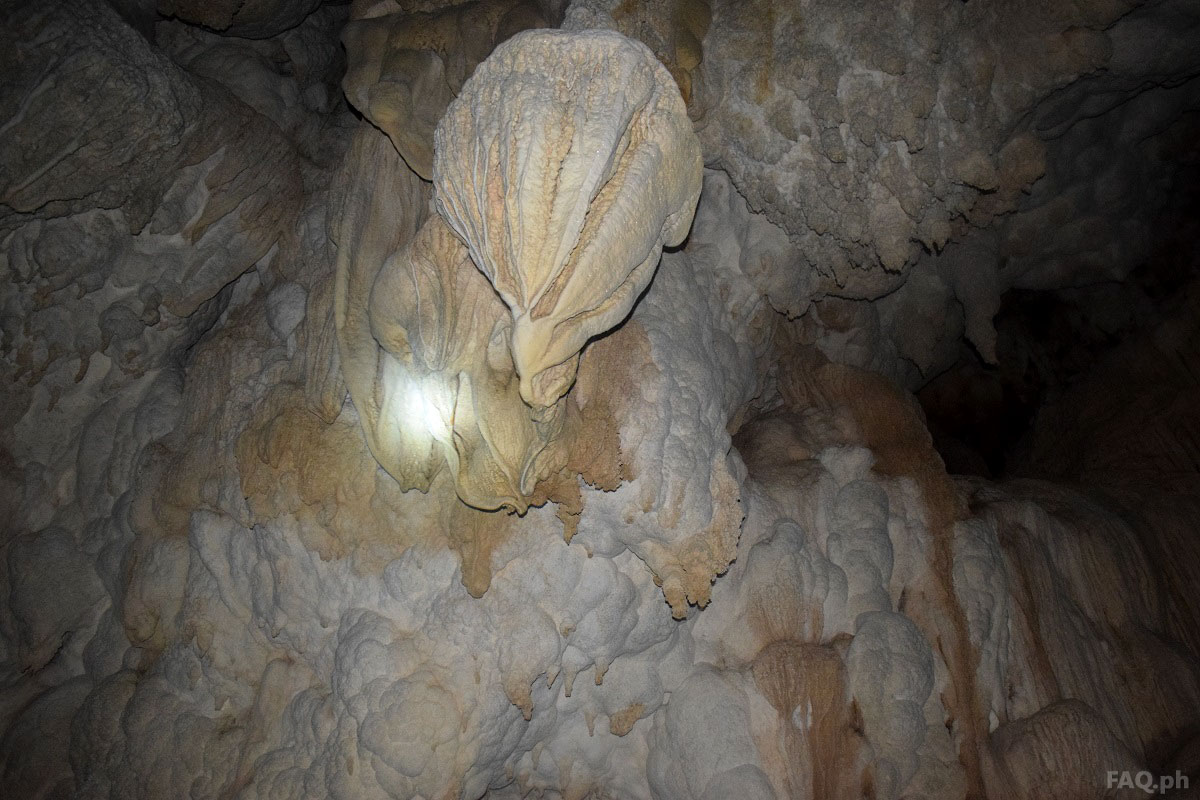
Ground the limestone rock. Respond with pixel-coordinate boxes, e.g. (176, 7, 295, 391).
(157, 0, 324, 39)
(1, 0, 1199, 797)
(341, 0, 552, 179)
(434, 28, 703, 408)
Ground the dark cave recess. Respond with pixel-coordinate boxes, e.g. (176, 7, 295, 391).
(920, 158, 1200, 479)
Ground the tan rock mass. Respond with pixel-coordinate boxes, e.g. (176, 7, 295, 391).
(434, 28, 703, 409)
(338, 27, 702, 518)
(2, 0, 1199, 798)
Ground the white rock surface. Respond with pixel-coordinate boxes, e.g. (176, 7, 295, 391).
(2, 0, 1199, 798)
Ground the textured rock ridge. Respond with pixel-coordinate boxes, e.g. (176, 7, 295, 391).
(341, 0, 554, 179)
(1, 0, 1199, 798)
(434, 28, 703, 409)
(338, 26, 703, 519)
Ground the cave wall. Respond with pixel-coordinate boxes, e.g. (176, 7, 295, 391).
(2, 0, 1199, 798)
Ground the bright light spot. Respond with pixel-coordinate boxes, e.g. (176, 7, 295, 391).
(405, 381, 449, 440)
(381, 356, 451, 442)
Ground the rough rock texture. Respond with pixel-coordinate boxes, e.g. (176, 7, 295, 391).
(337, 28, 703, 519)
(341, 0, 556, 179)
(434, 28, 703, 408)
(566, 0, 1098, 292)
(157, 0, 325, 39)
(569, 0, 1200, 388)
(2, 0, 1200, 798)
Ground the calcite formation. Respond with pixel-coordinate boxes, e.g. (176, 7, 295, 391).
(339, 27, 703, 512)
(2, 0, 1200, 798)
(156, 0, 325, 38)
(433, 28, 703, 409)
(341, 0, 553, 179)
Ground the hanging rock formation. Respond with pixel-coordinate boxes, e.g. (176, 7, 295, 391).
(433, 28, 703, 409)
(2, 0, 1200, 798)
(337, 27, 702, 514)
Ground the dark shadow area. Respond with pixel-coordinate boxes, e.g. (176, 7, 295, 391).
(920, 140, 1200, 479)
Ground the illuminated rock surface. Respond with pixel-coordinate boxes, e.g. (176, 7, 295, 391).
(433, 28, 703, 409)
(2, 0, 1199, 798)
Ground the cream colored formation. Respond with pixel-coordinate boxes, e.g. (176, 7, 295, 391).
(3, 1, 1200, 798)
(341, 0, 552, 180)
(340, 28, 702, 513)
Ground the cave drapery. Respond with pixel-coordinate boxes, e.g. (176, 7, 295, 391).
(2, 0, 1200, 798)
